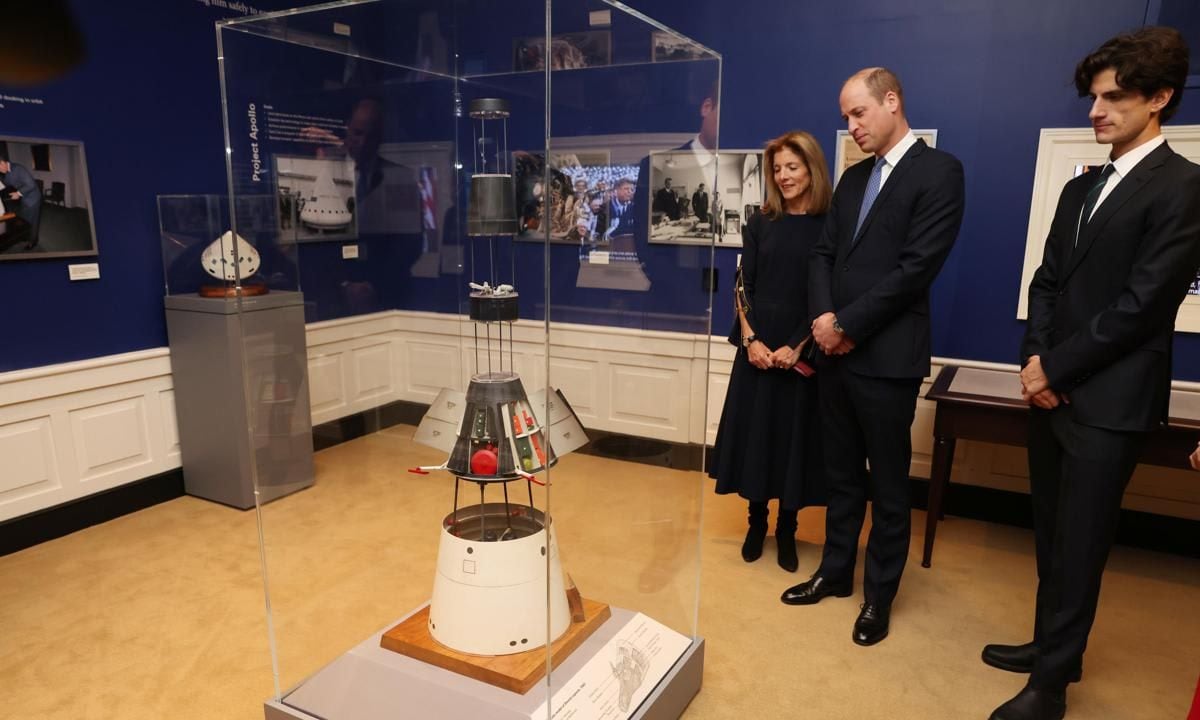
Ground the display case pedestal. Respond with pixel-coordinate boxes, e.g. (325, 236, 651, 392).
(164, 290, 314, 509)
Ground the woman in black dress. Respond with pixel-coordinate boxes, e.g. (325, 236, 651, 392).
(709, 130, 832, 572)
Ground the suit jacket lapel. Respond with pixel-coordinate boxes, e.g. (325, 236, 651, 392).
(1062, 143, 1172, 281)
(847, 139, 927, 255)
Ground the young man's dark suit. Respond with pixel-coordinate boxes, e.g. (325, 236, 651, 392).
(1020, 140, 1200, 690)
(808, 138, 965, 607)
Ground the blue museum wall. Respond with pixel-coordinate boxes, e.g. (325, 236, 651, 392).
(3, 0, 1199, 382)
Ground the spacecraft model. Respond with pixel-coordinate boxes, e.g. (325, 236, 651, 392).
(198, 230, 266, 297)
(298, 163, 353, 230)
(406, 98, 589, 658)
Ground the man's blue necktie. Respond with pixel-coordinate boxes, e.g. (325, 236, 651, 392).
(853, 156, 887, 241)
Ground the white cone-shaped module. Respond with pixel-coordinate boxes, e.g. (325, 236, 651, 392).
(428, 504, 570, 656)
(299, 164, 353, 229)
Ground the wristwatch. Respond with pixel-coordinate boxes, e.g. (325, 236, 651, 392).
(741, 333, 758, 348)
(832, 317, 845, 334)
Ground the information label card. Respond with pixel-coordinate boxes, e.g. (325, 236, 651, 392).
(530, 612, 692, 720)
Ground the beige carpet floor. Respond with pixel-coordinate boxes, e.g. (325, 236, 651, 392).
(1, 424, 1197, 719)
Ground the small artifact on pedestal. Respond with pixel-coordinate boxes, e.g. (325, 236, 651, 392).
(198, 230, 267, 297)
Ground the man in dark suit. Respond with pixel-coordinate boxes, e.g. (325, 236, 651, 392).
(691, 183, 709, 224)
(781, 68, 965, 649)
(985, 27, 1200, 720)
(0, 152, 43, 249)
(653, 177, 680, 221)
(605, 177, 637, 240)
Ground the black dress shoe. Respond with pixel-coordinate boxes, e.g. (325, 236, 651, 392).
(780, 574, 852, 605)
(852, 603, 890, 646)
(988, 685, 1066, 720)
(982, 642, 1082, 683)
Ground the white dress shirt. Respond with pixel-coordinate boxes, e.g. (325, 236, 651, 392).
(878, 130, 918, 188)
(1088, 134, 1165, 221)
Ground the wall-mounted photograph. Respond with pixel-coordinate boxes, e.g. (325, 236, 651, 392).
(513, 149, 640, 249)
(647, 149, 763, 247)
(651, 31, 710, 63)
(834, 129, 938, 182)
(513, 30, 612, 71)
(273, 155, 358, 242)
(0, 136, 98, 261)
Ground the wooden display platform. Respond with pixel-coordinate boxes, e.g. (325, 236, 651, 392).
(380, 598, 611, 694)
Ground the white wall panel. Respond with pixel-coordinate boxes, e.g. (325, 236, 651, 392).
(307, 353, 346, 419)
(69, 396, 152, 482)
(352, 342, 394, 404)
(0, 416, 58, 497)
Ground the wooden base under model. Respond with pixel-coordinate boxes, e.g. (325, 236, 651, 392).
(379, 598, 611, 694)
(198, 283, 268, 298)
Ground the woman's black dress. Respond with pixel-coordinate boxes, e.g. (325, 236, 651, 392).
(709, 211, 825, 509)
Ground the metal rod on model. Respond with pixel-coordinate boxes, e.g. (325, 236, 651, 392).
(528, 478, 534, 512)
(478, 483, 486, 541)
(503, 482, 512, 531)
(453, 477, 460, 535)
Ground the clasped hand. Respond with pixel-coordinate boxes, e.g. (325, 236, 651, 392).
(746, 340, 799, 370)
(811, 312, 855, 355)
(1020, 355, 1065, 409)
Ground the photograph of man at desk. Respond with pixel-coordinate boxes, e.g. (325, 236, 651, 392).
(647, 149, 762, 247)
(0, 136, 97, 261)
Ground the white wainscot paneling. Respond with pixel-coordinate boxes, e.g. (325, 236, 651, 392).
(159, 390, 180, 460)
(547, 356, 599, 424)
(352, 342, 394, 404)
(69, 396, 153, 483)
(307, 353, 347, 419)
(404, 340, 462, 401)
(0, 416, 59, 499)
(608, 361, 687, 441)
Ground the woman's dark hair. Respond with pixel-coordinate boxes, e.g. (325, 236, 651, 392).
(1075, 26, 1189, 123)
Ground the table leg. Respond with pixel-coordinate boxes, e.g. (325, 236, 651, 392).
(922, 434, 955, 568)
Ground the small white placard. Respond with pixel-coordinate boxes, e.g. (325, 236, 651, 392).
(588, 9, 612, 26)
(333, 22, 351, 36)
(68, 263, 100, 281)
(589, 250, 610, 265)
(342, 244, 359, 259)
(530, 612, 692, 720)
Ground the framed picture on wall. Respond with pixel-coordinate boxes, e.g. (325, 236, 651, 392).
(651, 31, 709, 63)
(272, 155, 359, 243)
(1017, 126, 1200, 333)
(0, 135, 99, 261)
(833, 129, 938, 183)
(647, 149, 763, 248)
(513, 30, 612, 71)
(513, 149, 640, 246)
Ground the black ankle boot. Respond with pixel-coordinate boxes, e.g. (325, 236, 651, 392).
(775, 507, 798, 572)
(742, 502, 769, 562)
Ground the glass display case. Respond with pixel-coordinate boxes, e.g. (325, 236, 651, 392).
(215, 2, 721, 718)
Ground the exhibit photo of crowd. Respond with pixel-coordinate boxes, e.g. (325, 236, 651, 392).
(514, 150, 640, 256)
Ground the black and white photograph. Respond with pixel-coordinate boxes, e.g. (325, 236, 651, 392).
(651, 30, 711, 63)
(647, 149, 762, 247)
(513, 150, 639, 249)
(0, 136, 98, 260)
(273, 155, 358, 242)
(513, 30, 612, 71)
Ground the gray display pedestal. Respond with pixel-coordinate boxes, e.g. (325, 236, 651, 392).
(164, 290, 314, 509)
(264, 606, 703, 720)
